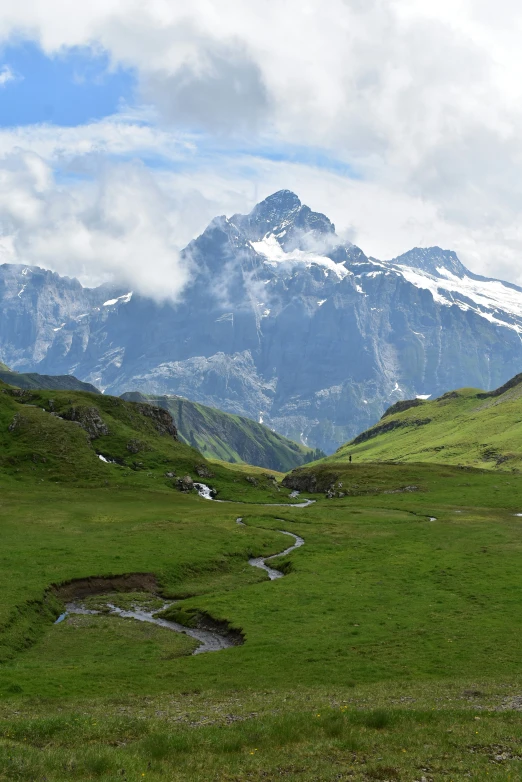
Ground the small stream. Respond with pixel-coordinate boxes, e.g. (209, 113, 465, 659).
(59, 601, 233, 654)
(195, 483, 315, 508)
(248, 530, 305, 580)
(55, 520, 306, 653)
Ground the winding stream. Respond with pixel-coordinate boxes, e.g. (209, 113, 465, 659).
(248, 530, 305, 580)
(60, 601, 233, 654)
(55, 519, 306, 653)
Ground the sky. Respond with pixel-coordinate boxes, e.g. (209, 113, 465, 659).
(1, 0, 522, 299)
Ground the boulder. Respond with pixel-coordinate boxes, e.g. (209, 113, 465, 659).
(127, 438, 150, 454)
(195, 464, 214, 478)
(177, 475, 194, 492)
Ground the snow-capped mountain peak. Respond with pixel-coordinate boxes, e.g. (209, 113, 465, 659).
(385, 247, 522, 333)
(392, 247, 468, 278)
(231, 190, 335, 252)
(195, 195, 522, 336)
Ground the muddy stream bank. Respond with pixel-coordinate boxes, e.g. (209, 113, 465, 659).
(54, 507, 307, 654)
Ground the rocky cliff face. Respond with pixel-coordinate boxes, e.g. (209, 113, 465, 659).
(2, 190, 522, 452)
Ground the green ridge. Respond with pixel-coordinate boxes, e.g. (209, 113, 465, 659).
(0, 368, 99, 394)
(317, 372, 522, 471)
(121, 392, 323, 471)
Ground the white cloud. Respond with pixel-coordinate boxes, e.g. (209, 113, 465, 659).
(1, 2, 522, 288)
(0, 152, 191, 301)
(0, 65, 15, 86)
(0, 113, 195, 161)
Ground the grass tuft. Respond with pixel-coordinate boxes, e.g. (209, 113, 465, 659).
(355, 709, 394, 730)
(140, 731, 192, 759)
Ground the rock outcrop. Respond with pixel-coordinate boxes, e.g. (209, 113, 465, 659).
(350, 418, 432, 446)
(61, 406, 109, 439)
(136, 404, 178, 439)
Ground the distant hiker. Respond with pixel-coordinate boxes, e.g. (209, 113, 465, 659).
(349, 454, 352, 463)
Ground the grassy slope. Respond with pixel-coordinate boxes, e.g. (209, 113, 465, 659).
(327, 374, 522, 470)
(3, 463, 522, 777)
(209, 458, 285, 480)
(0, 368, 100, 394)
(121, 391, 319, 471)
(0, 382, 291, 504)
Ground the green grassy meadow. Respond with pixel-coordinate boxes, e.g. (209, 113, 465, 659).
(2, 461, 522, 779)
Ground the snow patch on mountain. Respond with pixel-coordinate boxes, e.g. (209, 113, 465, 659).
(251, 234, 350, 280)
(103, 292, 133, 307)
(392, 264, 522, 333)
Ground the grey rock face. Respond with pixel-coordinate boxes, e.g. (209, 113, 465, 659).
(135, 404, 178, 439)
(61, 406, 109, 439)
(2, 191, 522, 452)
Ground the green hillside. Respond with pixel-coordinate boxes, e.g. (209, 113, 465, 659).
(326, 372, 522, 471)
(0, 381, 287, 503)
(8, 377, 522, 778)
(0, 369, 320, 471)
(0, 367, 100, 394)
(121, 392, 322, 471)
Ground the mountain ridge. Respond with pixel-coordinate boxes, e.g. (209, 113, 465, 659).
(0, 363, 317, 471)
(1, 189, 522, 452)
(120, 392, 322, 471)
(0, 379, 287, 502)
(0, 367, 100, 394)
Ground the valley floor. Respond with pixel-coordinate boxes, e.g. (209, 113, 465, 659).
(2, 465, 522, 780)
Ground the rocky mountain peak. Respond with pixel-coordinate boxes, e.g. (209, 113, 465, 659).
(231, 190, 336, 252)
(237, 190, 302, 236)
(258, 188, 301, 212)
(392, 247, 469, 279)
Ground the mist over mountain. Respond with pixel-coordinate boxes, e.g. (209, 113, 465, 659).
(2, 190, 522, 452)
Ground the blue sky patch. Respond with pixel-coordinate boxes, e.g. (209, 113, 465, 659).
(0, 41, 136, 127)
